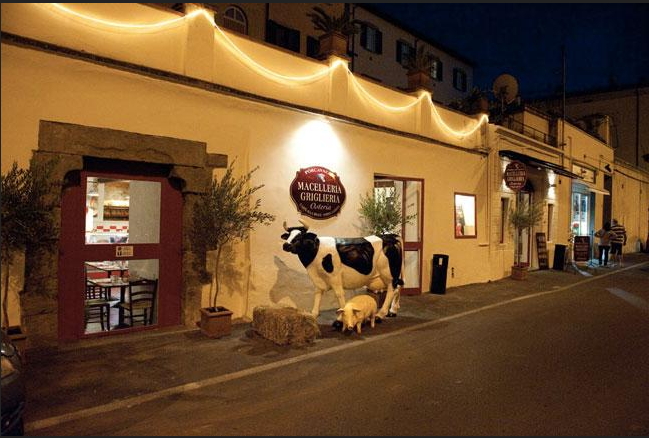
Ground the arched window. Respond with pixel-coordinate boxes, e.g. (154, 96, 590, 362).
(223, 6, 247, 35)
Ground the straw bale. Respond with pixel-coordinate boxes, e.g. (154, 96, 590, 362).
(252, 306, 320, 346)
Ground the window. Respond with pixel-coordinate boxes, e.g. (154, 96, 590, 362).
(223, 6, 247, 35)
(500, 197, 509, 243)
(266, 20, 300, 53)
(547, 203, 554, 241)
(396, 40, 413, 66)
(306, 36, 319, 59)
(455, 193, 477, 238)
(453, 68, 467, 91)
(360, 24, 382, 54)
(431, 58, 443, 81)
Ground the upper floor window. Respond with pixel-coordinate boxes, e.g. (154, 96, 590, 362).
(431, 58, 443, 81)
(453, 68, 467, 92)
(306, 36, 319, 59)
(266, 20, 300, 53)
(223, 6, 247, 35)
(360, 24, 383, 54)
(396, 40, 414, 66)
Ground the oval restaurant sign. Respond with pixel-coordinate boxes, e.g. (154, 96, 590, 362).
(290, 166, 346, 219)
(504, 160, 527, 191)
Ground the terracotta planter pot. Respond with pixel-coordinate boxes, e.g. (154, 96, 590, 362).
(407, 70, 432, 91)
(317, 32, 349, 60)
(511, 265, 528, 280)
(199, 307, 233, 339)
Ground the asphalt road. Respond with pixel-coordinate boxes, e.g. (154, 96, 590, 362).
(29, 264, 649, 436)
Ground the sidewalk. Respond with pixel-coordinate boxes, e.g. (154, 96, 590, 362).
(23, 252, 649, 432)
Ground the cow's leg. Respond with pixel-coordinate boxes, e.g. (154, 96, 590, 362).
(310, 288, 325, 318)
(387, 285, 401, 317)
(377, 284, 395, 319)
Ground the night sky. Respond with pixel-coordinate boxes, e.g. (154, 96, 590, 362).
(367, 3, 649, 99)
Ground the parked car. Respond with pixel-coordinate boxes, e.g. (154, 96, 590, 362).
(1, 330, 25, 436)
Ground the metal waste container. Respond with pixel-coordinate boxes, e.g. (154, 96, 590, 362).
(430, 254, 449, 294)
(552, 244, 567, 270)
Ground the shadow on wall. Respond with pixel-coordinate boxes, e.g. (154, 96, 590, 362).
(270, 256, 360, 313)
(208, 245, 244, 300)
(270, 256, 317, 311)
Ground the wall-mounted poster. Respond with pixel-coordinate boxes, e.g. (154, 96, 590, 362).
(290, 166, 346, 219)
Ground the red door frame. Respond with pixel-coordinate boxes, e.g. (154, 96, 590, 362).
(374, 175, 424, 296)
(59, 169, 182, 341)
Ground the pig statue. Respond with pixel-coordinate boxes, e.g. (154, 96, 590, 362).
(336, 294, 378, 334)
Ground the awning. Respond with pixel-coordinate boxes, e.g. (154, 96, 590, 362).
(575, 180, 610, 196)
(499, 150, 582, 179)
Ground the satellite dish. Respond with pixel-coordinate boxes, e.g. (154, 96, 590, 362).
(492, 73, 519, 105)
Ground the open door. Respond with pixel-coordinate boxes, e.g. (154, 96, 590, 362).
(59, 161, 182, 340)
(374, 176, 423, 295)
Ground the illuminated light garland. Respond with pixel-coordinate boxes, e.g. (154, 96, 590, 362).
(429, 95, 489, 137)
(43, 3, 489, 136)
(49, 3, 204, 29)
(211, 20, 342, 85)
(348, 72, 425, 112)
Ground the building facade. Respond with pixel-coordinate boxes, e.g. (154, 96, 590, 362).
(1, 4, 647, 350)
(202, 3, 475, 105)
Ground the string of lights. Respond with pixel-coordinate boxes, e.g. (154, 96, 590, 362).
(45, 3, 488, 136)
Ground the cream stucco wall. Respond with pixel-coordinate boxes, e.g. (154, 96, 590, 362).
(1, 3, 491, 325)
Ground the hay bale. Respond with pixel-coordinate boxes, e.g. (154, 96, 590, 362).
(252, 306, 320, 346)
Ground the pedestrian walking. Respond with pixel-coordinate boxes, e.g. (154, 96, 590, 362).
(594, 221, 616, 267)
(610, 218, 627, 266)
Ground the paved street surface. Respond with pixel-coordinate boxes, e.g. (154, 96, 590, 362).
(23, 253, 649, 435)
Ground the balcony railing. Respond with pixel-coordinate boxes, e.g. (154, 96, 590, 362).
(502, 118, 556, 146)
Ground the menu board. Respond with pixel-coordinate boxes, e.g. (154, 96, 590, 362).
(573, 236, 591, 262)
(535, 233, 549, 269)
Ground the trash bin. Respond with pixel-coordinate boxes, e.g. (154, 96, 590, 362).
(430, 254, 449, 294)
(552, 244, 567, 270)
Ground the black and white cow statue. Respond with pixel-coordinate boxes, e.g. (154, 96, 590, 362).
(281, 220, 404, 321)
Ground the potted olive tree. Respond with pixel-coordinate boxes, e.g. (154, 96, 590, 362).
(1, 161, 55, 349)
(404, 45, 436, 91)
(307, 6, 359, 60)
(508, 199, 543, 280)
(358, 186, 416, 235)
(358, 187, 416, 308)
(191, 160, 275, 338)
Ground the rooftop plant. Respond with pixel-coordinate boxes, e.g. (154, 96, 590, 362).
(307, 6, 359, 37)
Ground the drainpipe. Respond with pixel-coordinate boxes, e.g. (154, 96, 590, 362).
(350, 4, 356, 73)
(636, 86, 640, 167)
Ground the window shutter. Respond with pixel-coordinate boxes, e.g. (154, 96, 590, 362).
(376, 30, 383, 54)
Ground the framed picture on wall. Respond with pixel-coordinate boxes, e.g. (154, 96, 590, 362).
(454, 193, 477, 238)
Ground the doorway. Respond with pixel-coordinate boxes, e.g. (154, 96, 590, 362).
(374, 175, 423, 295)
(59, 161, 182, 340)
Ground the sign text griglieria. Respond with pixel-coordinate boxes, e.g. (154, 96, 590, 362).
(289, 166, 346, 219)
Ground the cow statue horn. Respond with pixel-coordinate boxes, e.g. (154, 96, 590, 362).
(298, 219, 309, 231)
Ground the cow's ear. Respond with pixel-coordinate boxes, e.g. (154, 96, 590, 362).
(335, 308, 344, 315)
(352, 307, 362, 315)
(281, 233, 289, 240)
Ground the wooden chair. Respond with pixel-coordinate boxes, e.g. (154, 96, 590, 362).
(118, 278, 158, 327)
(84, 283, 112, 331)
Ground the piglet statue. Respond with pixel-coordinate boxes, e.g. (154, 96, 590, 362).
(336, 294, 378, 334)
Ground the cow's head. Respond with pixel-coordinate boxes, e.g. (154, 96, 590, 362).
(281, 220, 310, 253)
(281, 220, 320, 267)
